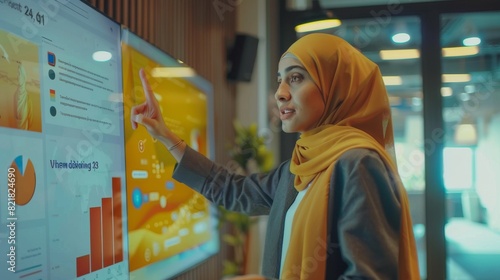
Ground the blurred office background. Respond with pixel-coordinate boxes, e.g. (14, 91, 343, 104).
(88, 0, 500, 279)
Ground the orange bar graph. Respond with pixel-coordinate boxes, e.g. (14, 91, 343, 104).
(75, 177, 123, 277)
(90, 207, 103, 271)
(102, 197, 113, 267)
(76, 255, 90, 277)
(112, 177, 123, 263)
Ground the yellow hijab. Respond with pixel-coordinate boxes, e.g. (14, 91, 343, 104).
(281, 34, 419, 279)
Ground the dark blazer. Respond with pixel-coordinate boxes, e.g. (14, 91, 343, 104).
(173, 146, 402, 280)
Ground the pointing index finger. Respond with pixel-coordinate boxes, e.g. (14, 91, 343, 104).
(139, 68, 155, 103)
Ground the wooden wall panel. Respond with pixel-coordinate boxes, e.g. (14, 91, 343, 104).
(91, 0, 236, 165)
(89, 1, 238, 279)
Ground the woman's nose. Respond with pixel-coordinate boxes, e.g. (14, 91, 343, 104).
(275, 83, 290, 102)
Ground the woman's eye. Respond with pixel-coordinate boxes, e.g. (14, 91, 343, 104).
(290, 74, 302, 83)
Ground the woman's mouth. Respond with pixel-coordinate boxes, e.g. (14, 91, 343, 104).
(280, 108, 295, 120)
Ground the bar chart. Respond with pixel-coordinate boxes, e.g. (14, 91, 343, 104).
(76, 177, 124, 277)
(44, 134, 128, 279)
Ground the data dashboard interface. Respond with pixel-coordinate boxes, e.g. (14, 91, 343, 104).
(0, 1, 128, 279)
(0, 1, 218, 280)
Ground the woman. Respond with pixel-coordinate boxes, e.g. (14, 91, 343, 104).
(131, 33, 420, 280)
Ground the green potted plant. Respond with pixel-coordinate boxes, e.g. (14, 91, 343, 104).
(219, 121, 274, 277)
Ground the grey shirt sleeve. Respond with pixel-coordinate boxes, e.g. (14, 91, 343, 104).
(172, 145, 288, 216)
(334, 149, 401, 280)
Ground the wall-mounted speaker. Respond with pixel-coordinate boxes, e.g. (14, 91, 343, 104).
(227, 33, 259, 82)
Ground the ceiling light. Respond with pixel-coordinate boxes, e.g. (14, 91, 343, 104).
(295, 0, 341, 34)
(459, 92, 471, 101)
(411, 97, 422, 107)
(442, 46, 479, 57)
(454, 114, 477, 146)
(464, 84, 475, 93)
(380, 45, 480, 61)
(392, 33, 410, 44)
(442, 74, 471, 83)
(455, 124, 477, 145)
(296, 19, 342, 33)
(463, 36, 481, 46)
(441, 87, 453, 97)
(391, 21, 410, 44)
(382, 76, 402, 85)
(151, 67, 196, 78)
(379, 49, 420, 60)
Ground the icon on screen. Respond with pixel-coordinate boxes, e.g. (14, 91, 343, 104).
(138, 139, 146, 153)
(48, 52, 56, 66)
(166, 181, 175, 190)
(50, 106, 57, 117)
(10, 155, 36, 205)
(48, 69, 56, 80)
(132, 188, 143, 209)
(50, 89, 56, 101)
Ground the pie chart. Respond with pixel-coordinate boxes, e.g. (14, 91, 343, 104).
(10, 155, 36, 205)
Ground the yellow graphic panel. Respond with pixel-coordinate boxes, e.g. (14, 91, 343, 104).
(122, 43, 212, 272)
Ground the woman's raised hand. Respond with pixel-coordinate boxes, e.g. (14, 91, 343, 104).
(130, 68, 186, 161)
(130, 68, 168, 139)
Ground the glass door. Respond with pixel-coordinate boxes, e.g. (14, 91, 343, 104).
(440, 11, 500, 279)
(325, 16, 427, 279)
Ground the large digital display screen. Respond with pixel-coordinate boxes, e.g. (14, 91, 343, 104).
(121, 29, 219, 280)
(1, 1, 219, 279)
(0, 1, 128, 279)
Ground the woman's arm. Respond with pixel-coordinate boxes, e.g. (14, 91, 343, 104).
(173, 145, 290, 216)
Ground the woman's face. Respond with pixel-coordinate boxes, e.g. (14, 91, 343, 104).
(275, 55, 325, 134)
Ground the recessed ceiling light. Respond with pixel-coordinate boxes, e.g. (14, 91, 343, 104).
(442, 46, 479, 57)
(441, 87, 453, 97)
(382, 76, 402, 85)
(442, 74, 471, 83)
(463, 36, 481, 46)
(380, 46, 480, 60)
(392, 32, 410, 44)
(294, 0, 341, 34)
(411, 97, 422, 107)
(380, 49, 420, 60)
(464, 84, 475, 93)
(295, 19, 341, 33)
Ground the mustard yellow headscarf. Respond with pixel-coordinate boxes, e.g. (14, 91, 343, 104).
(281, 34, 419, 279)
